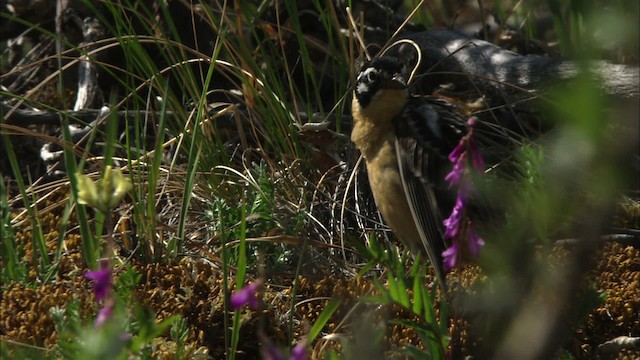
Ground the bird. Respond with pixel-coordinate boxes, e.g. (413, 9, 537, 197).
(351, 55, 468, 290)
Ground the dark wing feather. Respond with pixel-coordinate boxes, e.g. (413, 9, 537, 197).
(395, 96, 466, 289)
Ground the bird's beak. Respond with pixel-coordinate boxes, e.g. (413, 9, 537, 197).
(385, 74, 407, 89)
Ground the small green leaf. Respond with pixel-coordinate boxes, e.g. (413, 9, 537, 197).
(308, 298, 341, 343)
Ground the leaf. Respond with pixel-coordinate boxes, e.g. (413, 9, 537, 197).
(308, 298, 341, 343)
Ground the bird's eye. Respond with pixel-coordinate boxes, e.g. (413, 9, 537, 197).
(366, 70, 379, 82)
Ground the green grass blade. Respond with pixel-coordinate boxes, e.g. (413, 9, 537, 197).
(60, 116, 97, 269)
(308, 298, 341, 344)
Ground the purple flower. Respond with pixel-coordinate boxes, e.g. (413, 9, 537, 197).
(230, 281, 261, 310)
(261, 338, 307, 360)
(445, 154, 466, 188)
(446, 118, 485, 189)
(467, 226, 484, 256)
(441, 193, 486, 270)
(441, 117, 487, 270)
(442, 217, 485, 271)
(443, 195, 465, 239)
(290, 340, 307, 360)
(85, 262, 112, 302)
(94, 300, 114, 327)
(448, 142, 465, 163)
(442, 243, 459, 270)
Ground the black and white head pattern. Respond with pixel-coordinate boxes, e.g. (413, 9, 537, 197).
(354, 56, 407, 107)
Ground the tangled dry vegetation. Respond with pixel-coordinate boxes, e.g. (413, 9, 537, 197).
(2, 188, 639, 358)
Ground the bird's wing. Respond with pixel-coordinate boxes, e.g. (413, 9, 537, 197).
(395, 96, 466, 288)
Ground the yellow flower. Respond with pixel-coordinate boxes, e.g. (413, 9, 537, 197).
(75, 166, 132, 213)
(76, 172, 100, 207)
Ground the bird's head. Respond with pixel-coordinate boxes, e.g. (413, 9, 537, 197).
(352, 56, 409, 122)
